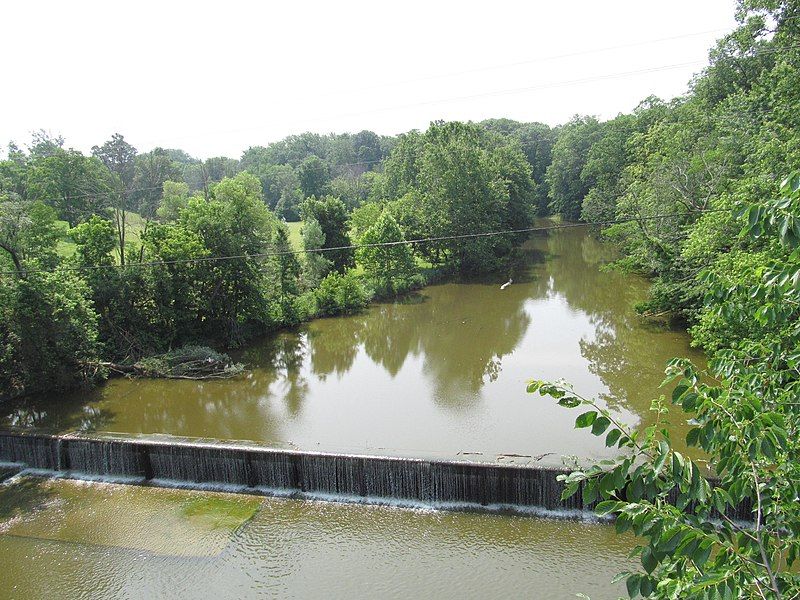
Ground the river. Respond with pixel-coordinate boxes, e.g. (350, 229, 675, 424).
(1, 224, 704, 466)
(0, 476, 635, 599)
(0, 224, 704, 598)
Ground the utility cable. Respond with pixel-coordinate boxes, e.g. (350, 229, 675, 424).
(0, 209, 730, 277)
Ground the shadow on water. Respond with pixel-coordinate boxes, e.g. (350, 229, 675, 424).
(0, 224, 705, 458)
(0, 478, 55, 521)
(2, 390, 116, 435)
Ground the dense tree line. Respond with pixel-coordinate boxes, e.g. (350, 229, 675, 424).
(0, 119, 549, 398)
(541, 1, 800, 357)
(2, 0, 800, 592)
(534, 1, 800, 596)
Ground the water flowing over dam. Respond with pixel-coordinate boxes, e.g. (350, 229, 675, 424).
(0, 430, 580, 513)
(0, 430, 751, 520)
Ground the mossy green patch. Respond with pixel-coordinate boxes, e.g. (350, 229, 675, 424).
(181, 496, 261, 530)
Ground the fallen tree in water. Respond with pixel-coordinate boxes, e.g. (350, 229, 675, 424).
(93, 346, 245, 380)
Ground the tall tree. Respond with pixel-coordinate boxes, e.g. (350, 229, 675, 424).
(298, 155, 330, 199)
(27, 149, 113, 227)
(546, 115, 602, 220)
(514, 122, 558, 215)
(131, 148, 181, 219)
(356, 211, 418, 294)
(300, 196, 353, 272)
(92, 133, 138, 265)
(300, 217, 331, 289)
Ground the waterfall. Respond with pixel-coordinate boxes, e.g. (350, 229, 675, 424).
(0, 430, 752, 520)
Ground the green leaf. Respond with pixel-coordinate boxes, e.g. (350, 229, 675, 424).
(595, 500, 623, 515)
(641, 546, 658, 574)
(693, 541, 713, 569)
(686, 428, 701, 447)
(591, 416, 611, 436)
(658, 527, 683, 553)
(526, 380, 542, 394)
(653, 441, 669, 474)
(599, 471, 618, 496)
(605, 429, 622, 447)
(626, 574, 641, 598)
(575, 411, 597, 428)
(561, 481, 579, 501)
(639, 577, 653, 597)
(672, 382, 689, 403)
(582, 479, 598, 505)
(558, 396, 581, 408)
(761, 436, 776, 459)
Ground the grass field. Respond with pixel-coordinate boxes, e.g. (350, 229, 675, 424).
(285, 221, 303, 251)
(56, 212, 147, 261)
(57, 215, 303, 260)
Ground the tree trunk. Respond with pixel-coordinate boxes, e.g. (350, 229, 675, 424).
(0, 242, 25, 278)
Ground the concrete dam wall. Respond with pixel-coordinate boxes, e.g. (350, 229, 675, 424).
(0, 430, 751, 519)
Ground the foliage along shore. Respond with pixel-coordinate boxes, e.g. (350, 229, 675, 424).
(0, 120, 538, 399)
(530, 1, 800, 596)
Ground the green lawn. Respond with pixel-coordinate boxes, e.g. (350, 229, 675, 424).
(285, 221, 303, 251)
(57, 217, 315, 261)
(56, 212, 147, 262)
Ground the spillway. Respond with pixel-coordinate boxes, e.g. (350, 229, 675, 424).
(0, 429, 751, 519)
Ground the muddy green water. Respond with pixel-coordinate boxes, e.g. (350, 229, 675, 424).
(2, 225, 704, 465)
(0, 476, 635, 599)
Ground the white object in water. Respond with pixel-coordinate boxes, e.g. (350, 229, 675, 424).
(500, 279, 513, 290)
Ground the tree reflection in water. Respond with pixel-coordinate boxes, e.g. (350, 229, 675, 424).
(0, 224, 703, 458)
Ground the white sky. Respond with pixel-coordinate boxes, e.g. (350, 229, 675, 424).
(0, 0, 738, 159)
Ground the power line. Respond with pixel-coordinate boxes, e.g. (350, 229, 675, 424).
(313, 42, 800, 124)
(8, 43, 799, 209)
(350, 28, 731, 93)
(0, 209, 729, 277)
(131, 42, 800, 149)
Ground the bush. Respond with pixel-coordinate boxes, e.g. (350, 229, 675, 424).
(0, 268, 100, 399)
(315, 271, 367, 317)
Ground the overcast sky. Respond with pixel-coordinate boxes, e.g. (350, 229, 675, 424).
(1, 0, 738, 159)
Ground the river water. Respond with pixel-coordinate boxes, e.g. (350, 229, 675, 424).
(1, 225, 704, 466)
(0, 476, 635, 599)
(0, 225, 701, 598)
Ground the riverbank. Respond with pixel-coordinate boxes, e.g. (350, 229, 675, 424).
(1, 226, 705, 466)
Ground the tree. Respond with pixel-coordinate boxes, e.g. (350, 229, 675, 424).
(416, 121, 510, 272)
(27, 130, 64, 160)
(131, 148, 181, 218)
(178, 172, 277, 344)
(352, 130, 383, 166)
(27, 149, 113, 226)
(71, 216, 116, 268)
(298, 155, 330, 198)
(300, 216, 331, 288)
(328, 172, 374, 210)
(0, 199, 60, 276)
(0, 267, 99, 399)
(356, 211, 418, 295)
(491, 141, 536, 234)
(315, 271, 367, 317)
(579, 113, 638, 224)
(266, 165, 303, 220)
(514, 122, 557, 215)
(140, 221, 210, 348)
(268, 223, 301, 324)
(157, 180, 191, 221)
(529, 174, 800, 598)
(300, 196, 354, 272)
(92, 133, 138, 265)
(546, 115, 602, 220)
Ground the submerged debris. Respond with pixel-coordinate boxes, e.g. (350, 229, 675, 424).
(96, 346, 245, 380)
